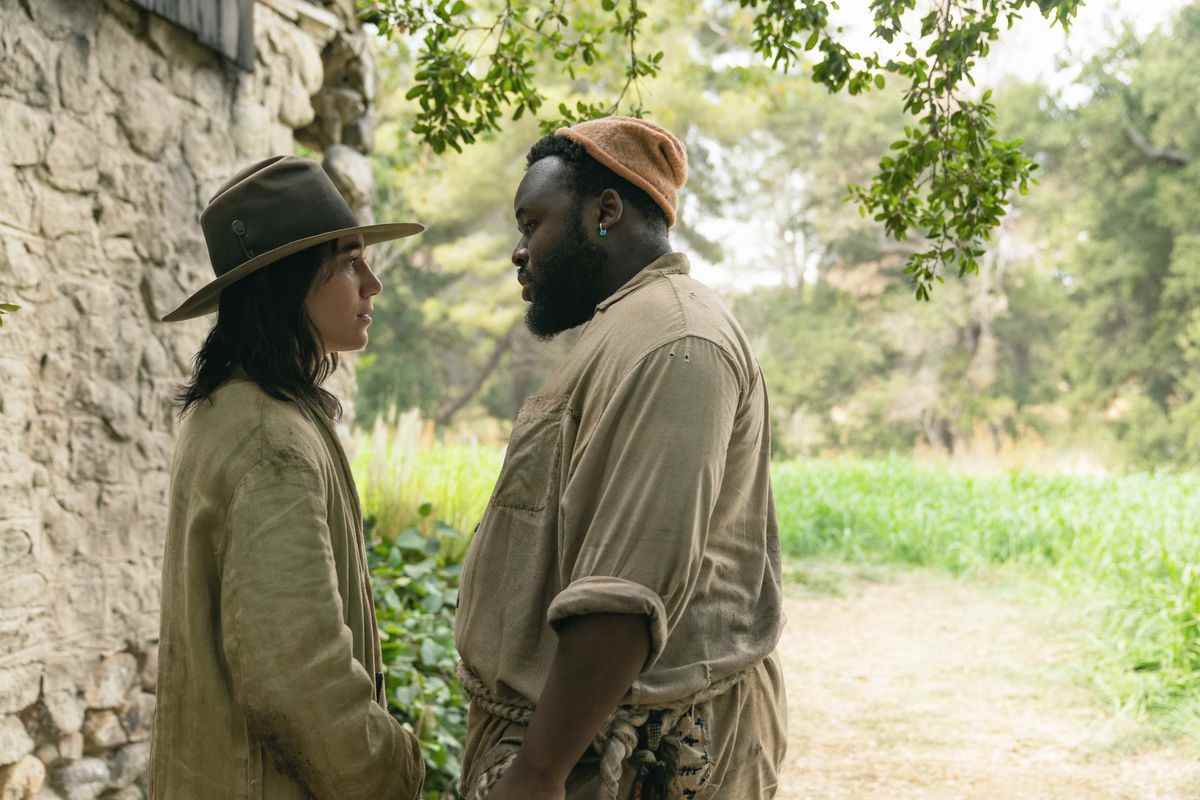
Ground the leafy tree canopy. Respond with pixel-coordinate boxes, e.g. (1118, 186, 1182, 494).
(361, 0, 1082, 298)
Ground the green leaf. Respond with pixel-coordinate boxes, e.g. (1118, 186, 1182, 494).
(404, 560, 434, 579)
(422, 591, 444, 613)
(418, 502, 434, 518)
(419, 638, 440, 666)
(394, 529, 427, 553)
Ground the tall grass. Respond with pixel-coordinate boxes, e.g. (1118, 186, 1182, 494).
(351, 411, 503, 537)
(774, 457, 1200, 722)
(352, 424, 1199, 726)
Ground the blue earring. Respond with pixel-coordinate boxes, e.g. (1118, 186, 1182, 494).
(598, 224, 608, 238)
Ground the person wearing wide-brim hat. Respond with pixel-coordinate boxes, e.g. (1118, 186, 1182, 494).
(149, 155, 426, 799)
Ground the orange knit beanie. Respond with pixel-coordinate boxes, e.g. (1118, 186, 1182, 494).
(555, 116, 688, 227)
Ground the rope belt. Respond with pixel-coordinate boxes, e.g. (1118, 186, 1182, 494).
(458, 662, 747, 800)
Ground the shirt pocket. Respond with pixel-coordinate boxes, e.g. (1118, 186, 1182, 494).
(491, 394, 571, 513)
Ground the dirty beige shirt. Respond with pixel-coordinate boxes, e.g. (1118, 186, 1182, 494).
(455, 252, 784, 711)
(150, 378, 424, 799)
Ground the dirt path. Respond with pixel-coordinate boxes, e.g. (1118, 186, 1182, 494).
(775, 566, 1200, 800)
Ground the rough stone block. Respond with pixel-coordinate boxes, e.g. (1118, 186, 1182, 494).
(0, 237, 45, 291)
(0, 575, 48, 610)
(35, 681, 84, 729)
(0, 718, 33, 767)
(37, 507, 82, 569)
(114, 695, 152, 745)
(81, 711, 125, 754)
(180, 121, 235, 187)
(0, 21, 53, 107)
(116, 82, 174, 160)
(0, 528, 34, 571)
(0, 99, 52, 166)
(136, 648, 155, 695)
(45, 117, 101, 193)
(49, 758, 107, 800)
(81, 656, 136, 711)
(0, 667, 41, 717)
(266, 15, 323, 95)
(230, 102, 273, 159)
(34, 742, 58, 767)
(95, 153, 161, 206)
(0, 755, 46, 799)
(57, 34, 98, 115)
(23, 0, 100, 41)
(100, 237, 137, 263)
(324, 144, 373, 213)
(268, 124, 294, 162)
(106, 742, 148, 789)
(34, 187, 93, 241)
(55, 734, 82, 763)
(79, 382, 138, 444)
(94, 15, 149, 91)
(66, 420, 127, 486)
(93, 196, 138, 238)
(0, 167, 37, 232)
(278, 81, 315, 129)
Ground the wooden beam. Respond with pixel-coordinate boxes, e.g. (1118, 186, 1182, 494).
(129, 0, 256, 70)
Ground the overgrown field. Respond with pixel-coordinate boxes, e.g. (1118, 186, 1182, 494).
(353, 438, 1200, 794)
(773, 458, 1200, 723)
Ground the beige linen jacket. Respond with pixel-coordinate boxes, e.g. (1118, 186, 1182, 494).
(149, 377, 424, 799)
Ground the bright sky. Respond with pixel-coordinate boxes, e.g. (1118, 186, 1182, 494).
(688, 0, 1191, 290)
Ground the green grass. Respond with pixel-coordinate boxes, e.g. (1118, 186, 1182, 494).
(352, 431, 1200, 728)
(351, 418, 503, 539)
(774, 457, 1200, 725)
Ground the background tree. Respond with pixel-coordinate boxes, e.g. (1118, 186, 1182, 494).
(358, 1, 1197, 468)
(1041, 7, 1200, 466)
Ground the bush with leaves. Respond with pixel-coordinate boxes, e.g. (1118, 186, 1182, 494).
(368, 504, 471, 799)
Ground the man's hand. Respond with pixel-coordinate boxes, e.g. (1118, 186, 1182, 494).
(484, 756, 565, 800)
(489, 612, 650, 798)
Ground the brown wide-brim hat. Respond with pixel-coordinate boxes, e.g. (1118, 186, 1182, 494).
(162, 155, 424, 322)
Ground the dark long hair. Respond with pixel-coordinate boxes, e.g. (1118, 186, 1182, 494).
(176, 241, 343, 420)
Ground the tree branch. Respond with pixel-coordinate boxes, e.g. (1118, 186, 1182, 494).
(434, 321, 520, 426)
(1123, 120, 1190, 168)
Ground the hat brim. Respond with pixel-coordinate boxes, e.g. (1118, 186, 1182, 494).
(161, 221, 425, 322)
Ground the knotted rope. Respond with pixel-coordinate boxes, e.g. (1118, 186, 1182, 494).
(458, 662, 746, 800)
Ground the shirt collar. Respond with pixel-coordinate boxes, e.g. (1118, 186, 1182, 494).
(595, 251, 691, 313)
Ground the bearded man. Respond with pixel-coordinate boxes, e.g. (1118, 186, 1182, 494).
(454, 117, 787, 800)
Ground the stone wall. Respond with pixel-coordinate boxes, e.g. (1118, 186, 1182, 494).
(0, 1, 378, 796)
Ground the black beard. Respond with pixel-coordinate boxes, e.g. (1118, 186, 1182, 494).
(525, 211, 608, 340)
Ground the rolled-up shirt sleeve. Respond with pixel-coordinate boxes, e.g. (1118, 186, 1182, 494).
(547, 336, 741, 669)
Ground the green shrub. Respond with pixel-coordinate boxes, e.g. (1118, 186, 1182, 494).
(368, 505, 470, 799)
